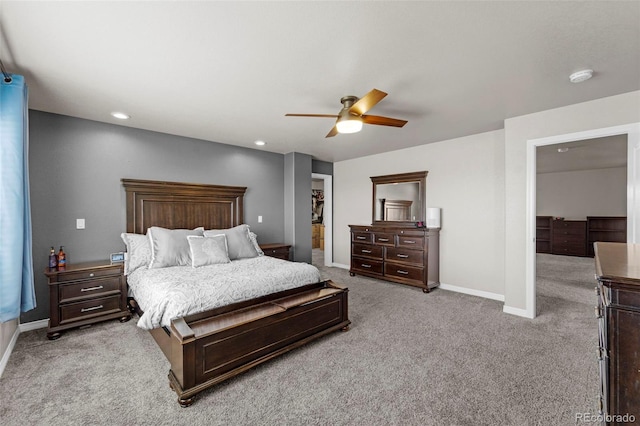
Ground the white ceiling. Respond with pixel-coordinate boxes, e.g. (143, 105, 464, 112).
(536, 134, 628, 174)
(2, 1, 639, 163)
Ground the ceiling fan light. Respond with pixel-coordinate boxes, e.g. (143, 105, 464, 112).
(336, 115, 363, 134)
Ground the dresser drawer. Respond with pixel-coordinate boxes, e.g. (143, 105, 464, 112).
(373, 233, 394, 246)
(352, 232, 372, 244)
(49, 266, 122, 283)
(552, 234, 585, 244)
(385, 247, 423, 265)
(397, 235, 424, 249)
(59, 276, 122, 303)
(352, 244, 383, 259)
(351, 257, 383, 275)
(384, 263, 424, 282)
(59, 295, 122, 324)
(552, 244, 586, 256)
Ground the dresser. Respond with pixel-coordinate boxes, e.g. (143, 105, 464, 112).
(349, 225, 440, 292)
(595, 242, 640, 422)
(45, 260, 131, 340)
(259, 243, 291, 261)
(551, 218, 587, 256)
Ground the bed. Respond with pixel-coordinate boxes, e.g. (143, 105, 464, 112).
(122, 179, 350, 407)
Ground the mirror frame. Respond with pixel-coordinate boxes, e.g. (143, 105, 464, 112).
(371, 171, 428, 227)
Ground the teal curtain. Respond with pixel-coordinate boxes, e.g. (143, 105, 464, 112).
(0, 74, 36, 321)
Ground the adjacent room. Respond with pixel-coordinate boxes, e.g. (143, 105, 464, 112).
(1, 1, 639, 425)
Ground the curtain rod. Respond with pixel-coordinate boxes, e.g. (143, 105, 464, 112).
(0, 58, 12, 83)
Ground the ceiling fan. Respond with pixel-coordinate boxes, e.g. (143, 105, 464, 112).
(285, 88, 408, 138)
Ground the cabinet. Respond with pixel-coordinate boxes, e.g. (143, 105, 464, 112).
(45, 260, 131, 340)
(349, 225, 439, 292)
(595, 242, 640, 422)
(587, 217, 627, 257)
(551, 218, 587, 257)
(259, 243, 291, 261)
(312, 224, 324, 250)
(536, 216, 552, 253)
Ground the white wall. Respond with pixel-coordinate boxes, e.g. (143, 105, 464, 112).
(504, 90, 640, 312)
(537, 167, 627, 218)
(334, 129, 505, 296)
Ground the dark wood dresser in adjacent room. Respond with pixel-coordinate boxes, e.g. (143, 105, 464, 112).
(594, 242, 640, 422)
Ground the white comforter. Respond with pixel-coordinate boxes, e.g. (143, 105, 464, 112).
(127, 256, 323, 330)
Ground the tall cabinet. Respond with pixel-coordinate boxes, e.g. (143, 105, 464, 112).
(594, 242, 640, 422)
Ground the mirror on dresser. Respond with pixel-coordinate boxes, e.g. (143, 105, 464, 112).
(371, 171, 427, 226)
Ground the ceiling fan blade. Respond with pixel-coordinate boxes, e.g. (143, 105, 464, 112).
(349, 89, 387, 116)
(362, 114, 408, 128)
(285, 113, 339, 118)
(325, 125, 339, 138)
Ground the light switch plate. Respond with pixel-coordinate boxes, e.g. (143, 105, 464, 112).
(76, 218, 85, 229)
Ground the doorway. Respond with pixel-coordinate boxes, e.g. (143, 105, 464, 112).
(525, 123, 640, 318)
(312, 173, 333, 267)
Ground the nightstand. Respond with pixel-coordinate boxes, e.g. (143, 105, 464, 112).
(45, 260, 131, 340)
(259, 243, 291, 261)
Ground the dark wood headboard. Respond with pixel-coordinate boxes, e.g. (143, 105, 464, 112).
(122, 179, 247, 234)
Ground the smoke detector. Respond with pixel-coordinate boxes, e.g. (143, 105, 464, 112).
(569, 69, 593, 83)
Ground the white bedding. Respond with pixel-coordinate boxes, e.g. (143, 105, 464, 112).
(127, 256, 323, 330)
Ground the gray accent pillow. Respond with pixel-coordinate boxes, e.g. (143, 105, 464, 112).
(120, 232, 151, 275)
(187, 235, 231, 267)
(249, 231, 264, 256)
(204, 224, 259, 260)
(148, 226, 204, 268)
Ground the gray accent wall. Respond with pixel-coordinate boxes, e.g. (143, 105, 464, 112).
(25, 111, 288, 322)
(284, 152, 312, 263)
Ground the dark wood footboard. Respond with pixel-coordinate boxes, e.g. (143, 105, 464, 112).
(154, 280, 349, 407)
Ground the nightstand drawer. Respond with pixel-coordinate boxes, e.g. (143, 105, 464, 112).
(59, 295, 122, 324)
(48, 266, 122, 283)
(59, 276, 122, 303)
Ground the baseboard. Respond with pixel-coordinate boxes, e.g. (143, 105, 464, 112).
(438, 282, 505, 302)
(331, 263, 350, 270)
(19, 319, 49, 332)
(0, 325, 20, 379)
(502, 305, 534, 319)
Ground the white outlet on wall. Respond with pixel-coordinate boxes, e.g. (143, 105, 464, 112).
(258, 216, 263, 223)
(76, 218, 85, 229)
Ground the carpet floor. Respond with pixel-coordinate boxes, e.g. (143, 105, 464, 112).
(0, 253, 599, 425)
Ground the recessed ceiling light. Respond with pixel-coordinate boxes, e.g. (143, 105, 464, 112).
(111, 112, 130, 120)
(557, 147, 569, 153)
(569, 69, 593, 83)
(254, 140, 266, 146)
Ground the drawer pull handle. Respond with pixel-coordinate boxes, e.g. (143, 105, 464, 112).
(356, 236, 366, 240)
(403, 240, 416, 244)
(89, 273, 95, 277)
(397, 254, 409, 258)
(81, 305, 103, 313)
(397, 270, 409, 275)
(81, 285, 104, 292)
(378, 238, 390, 242)
(361, 264, 372, 268)
(361, 249, 372, 254)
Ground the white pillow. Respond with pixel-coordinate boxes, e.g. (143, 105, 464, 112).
(148, 226, 204, 268)
(187, 235, 231, 267)
(249, 231, 264, 256)
(204, 224, 259, 260)
(120, 232, 151, 275)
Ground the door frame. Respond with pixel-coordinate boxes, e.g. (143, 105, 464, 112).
(525, 123, 640, 318)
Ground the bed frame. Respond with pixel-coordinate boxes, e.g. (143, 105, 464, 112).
(122, 179, 350, 407)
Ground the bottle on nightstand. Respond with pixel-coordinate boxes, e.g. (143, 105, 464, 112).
(57, 246, 66, 270)
(48, 247, 58, 269)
